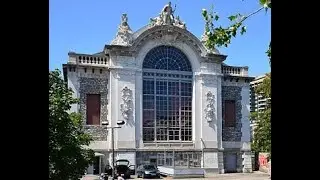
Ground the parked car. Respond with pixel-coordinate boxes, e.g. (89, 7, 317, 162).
(136, 164, 160, 179)
(101, 159, 135, 179)
(114, 159, 133, 179)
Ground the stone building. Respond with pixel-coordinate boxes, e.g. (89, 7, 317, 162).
(63, 2, 254, 175)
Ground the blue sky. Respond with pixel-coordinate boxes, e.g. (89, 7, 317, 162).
(49, 0, 270, 77)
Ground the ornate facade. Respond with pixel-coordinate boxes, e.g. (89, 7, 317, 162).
(63, 2, 254, 175)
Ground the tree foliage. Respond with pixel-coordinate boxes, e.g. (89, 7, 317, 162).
(49, 69, 95, 180)
(255, 73, 271, 99)
(202, 0, 271, 155)
(250, 108, 271, 153)
(202, 0, 271, 63)
(251, 72, 271, 155)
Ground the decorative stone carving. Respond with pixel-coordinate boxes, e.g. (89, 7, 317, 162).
(204, 91, 215, 122)
(200, 30, 209, 44)
(111, 13, 133, 46)
(173, 16, 186, 29)
(149, 30, 181, 46)
(149, 2, 186, 29)
(120, 86, 133, 121)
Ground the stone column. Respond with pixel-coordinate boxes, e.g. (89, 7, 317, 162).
(242, 151, 253, 173)
(218, 151, 224, 173)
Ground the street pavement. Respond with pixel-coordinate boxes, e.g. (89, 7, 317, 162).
(81, 171, 270, 180)
(191, 172, 270, 180)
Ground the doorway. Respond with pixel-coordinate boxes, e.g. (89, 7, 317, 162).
(93, 156, 100, 175)
(224, 153, 237, 173)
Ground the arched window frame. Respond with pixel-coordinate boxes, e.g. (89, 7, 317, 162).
(142, 46, 193, 142)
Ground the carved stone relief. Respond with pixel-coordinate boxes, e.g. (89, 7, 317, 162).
(120, 86, 133, 121)
(204, 91, 216, 122)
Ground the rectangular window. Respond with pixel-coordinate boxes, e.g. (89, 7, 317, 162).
(224, 100, 236, 127)
(86, 94, 101, 125)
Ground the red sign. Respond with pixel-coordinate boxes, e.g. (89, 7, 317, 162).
(259, 155, 268, 167)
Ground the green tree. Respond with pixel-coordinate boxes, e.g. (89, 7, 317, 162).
(250, 108, 271, 153)
(201, 0, 271, 155)
(49, 69, 95, 180)
(251, 72, 271, 155)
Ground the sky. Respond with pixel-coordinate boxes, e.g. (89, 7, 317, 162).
(49, 0, 270, 77)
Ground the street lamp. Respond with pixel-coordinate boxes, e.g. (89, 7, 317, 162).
(102, 120, 125, 179)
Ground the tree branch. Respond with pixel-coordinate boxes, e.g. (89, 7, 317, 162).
(240, 6, 264, 24)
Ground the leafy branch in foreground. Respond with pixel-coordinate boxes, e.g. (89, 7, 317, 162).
(201, 0, 271, 54)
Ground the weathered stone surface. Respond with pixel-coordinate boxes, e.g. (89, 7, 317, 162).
(222, 86, 242, 141)
(79, 77, 108, 126)
(84, 126, 108, 140)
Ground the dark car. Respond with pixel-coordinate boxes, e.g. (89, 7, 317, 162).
(102, 159, 135, 179)
(136, 164, 160, 179)
(114, 159, 132, 179)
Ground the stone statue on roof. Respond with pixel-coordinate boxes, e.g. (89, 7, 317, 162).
(111, 13, 133, 46)
(149, 2, 186, 29)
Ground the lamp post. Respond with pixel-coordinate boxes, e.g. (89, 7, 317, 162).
(102, 120, 125, 179)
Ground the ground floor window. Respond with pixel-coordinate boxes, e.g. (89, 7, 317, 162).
(136, 151, 201, 168)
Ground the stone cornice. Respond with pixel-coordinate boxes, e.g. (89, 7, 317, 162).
(195, 72, 224, 77)
(108, 66, 141, 72)
(223, 75, 255, 83)
(68, 51, 107, 57)
(64, 63, 109, 69)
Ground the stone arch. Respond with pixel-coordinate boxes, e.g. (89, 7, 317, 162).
(135, 37, 201, 72)
(132, 25, 215, 72)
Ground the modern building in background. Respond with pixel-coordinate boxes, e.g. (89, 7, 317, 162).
(249, 74, 270, 141)
(250, 75, 269, 113)
(63, 3, 254, 175)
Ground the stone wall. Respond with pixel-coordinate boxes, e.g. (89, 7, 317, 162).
(221, 86, 242, 141)
(84, 126, 108, 141)
(79, 77, 108, 138)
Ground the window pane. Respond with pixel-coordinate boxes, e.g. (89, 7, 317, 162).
(143, 110, 155, 127)
(156, 128, 167, 141)
(143, 128, 154, 142)
(156, 81, 167, 95)
(143, 80, 154, 94)
(168, 81, 179, 95)
(143, 95, 154, 109)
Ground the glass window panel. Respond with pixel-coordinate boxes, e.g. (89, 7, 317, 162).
(143, 110, 154, 127)
(143, 128, 154, 141)
(143, 95, 154, 109)
(143, 80, 154, 94)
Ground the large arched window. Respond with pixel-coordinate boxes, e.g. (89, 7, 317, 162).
(142, 45, 193, 142)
